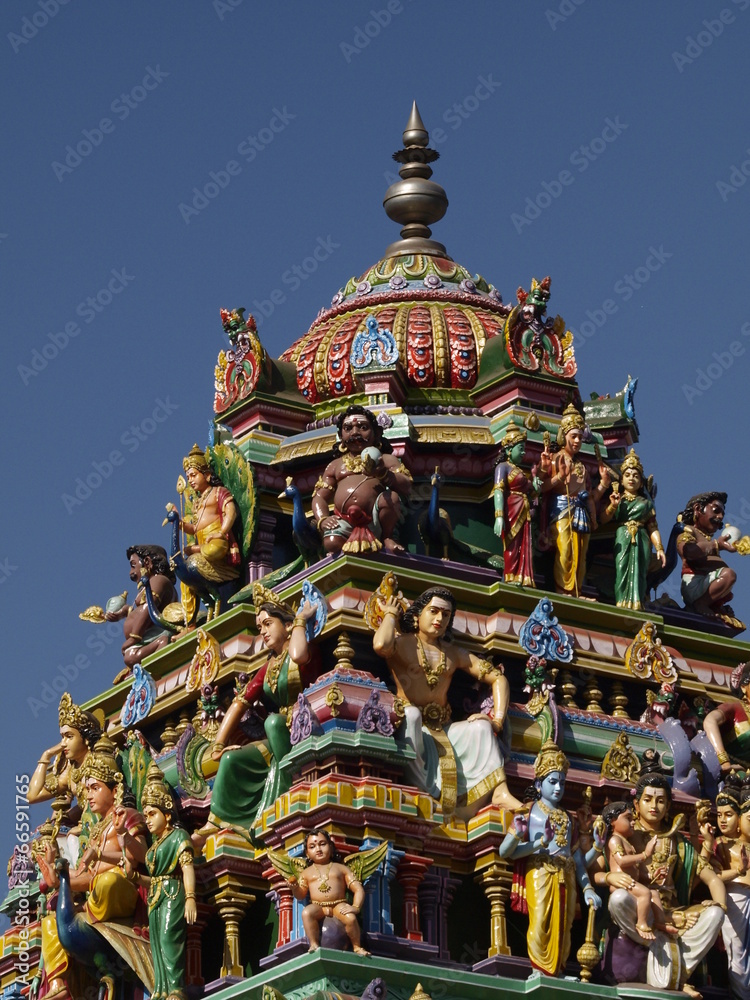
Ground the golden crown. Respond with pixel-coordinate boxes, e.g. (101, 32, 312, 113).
(58, 692, 88, 732)
(556, 404, 585, 446)
(501, 419, 526, 451)
(534, 739, 570, 779)
(182, 443, 210, 473)
(140, 762, 174, 814)
(81, 734, 122, 787)
(619, 449, 644, 477)
(252, 582, 295, 619)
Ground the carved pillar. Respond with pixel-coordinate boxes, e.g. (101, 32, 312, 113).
(186, 906, 209, 987)
(418, 869, 459, 958)
(246, 511, 275, 582)
(212, 887, 255, 978)
(474, 861, 512, 957)
(265, 872, 295, 948)
(396, 854, 431, 942)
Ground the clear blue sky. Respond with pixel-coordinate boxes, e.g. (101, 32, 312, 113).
(2, 0, 750, 879)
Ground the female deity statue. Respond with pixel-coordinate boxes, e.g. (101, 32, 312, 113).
(194, 585, 319, 845)
(129, 764, 196, 1000)
(493, 420, 539, 588)
(599, 449, 666, 610)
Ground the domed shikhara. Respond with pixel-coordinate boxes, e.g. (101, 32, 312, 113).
(279, 253, 509, 403)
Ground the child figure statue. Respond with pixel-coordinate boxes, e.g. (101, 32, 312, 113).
(267, 831, 388, 956)
(601, 801, 676, 940)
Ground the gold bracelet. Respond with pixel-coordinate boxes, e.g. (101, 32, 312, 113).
(382, 608, 399, 618)
(717, 750, 730, 765)
(185, 891, 196, 899)
(213, 741, 225, 752)
(292, 616, 307, 630)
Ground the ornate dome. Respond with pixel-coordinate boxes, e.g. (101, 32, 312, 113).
(280, 253, 509, 402)
(279, 103, 514, 403)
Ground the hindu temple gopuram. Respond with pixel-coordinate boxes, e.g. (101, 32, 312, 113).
(5, 103, 750, 1000)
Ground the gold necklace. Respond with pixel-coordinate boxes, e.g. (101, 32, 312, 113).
(416, 636, 448, 688)
(342, 453, 367, 474)
(314, 863, 332, 893)
(537, 799, 570, 847)
(192, 487, 215, 523)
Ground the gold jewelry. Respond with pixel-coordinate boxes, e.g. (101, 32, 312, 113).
(717, 750, 730, 765)
(382, 607, 400, 618)
(314, 863, 332, 894)
(184, 891, 196, 899)
(292, 616, 307, 630)
(416, 636, 448, 689)
(213, 741, 226, 752)
(58, 692, 88, 733)
(140, 762, 173, 813)
(536, 799, 570, 847)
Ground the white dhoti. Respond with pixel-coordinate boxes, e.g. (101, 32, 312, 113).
(723, 883, 750, 1000)
(402, 705, 505, 819)
(609, 888, 723, 991)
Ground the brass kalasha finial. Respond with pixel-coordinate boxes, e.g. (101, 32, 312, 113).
(383, 102, 450, 259)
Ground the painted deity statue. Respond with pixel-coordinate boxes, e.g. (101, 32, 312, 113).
(373, 586, 522, 819)
(699, 779, 750, 999)
(104, 545, 179, 684)
(128, 764, 196, 1000)
(600, 801, 675, 940)
(499, 741, 600, 977)
(703, 661, 750, 773)
(311, 405, 412, 554)
(286, 830, 368, 955)
(493, 419, 539, 587)
(676, 490, 738, 622)
(600, 772, 724, 998)
(39, 736, 148, 1000)
(167, 444, 241, 623)
(194, 585, 319, 845)
(28, 693, 102, 858)
(599, 450, 666, 610)
(539, 403, 610, 597)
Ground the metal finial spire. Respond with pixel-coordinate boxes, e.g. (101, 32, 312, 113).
(382, 102, 450, 259)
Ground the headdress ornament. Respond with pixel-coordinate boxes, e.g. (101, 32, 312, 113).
(619, 449, 644, 478)
(717, 788, 741, 811)
(534, 739, 570, 779)
(183, 443, 211, 473)
(81, 734, 122, 787)
(252, 582, 295, 619)
(501, 418, 526, 451)
(58, 692, 87, 732)
(140, 762, 175, 814)
(556, 404, 585, 447)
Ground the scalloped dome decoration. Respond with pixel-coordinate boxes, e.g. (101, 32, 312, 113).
(282, 299, 505, 403)
(503, 276, 577, 381)
(337, 255, 503, 305)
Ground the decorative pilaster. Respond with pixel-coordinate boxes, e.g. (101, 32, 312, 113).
(246, 511, 275, 582)
(474, 860, 512, 957)
(395, 853, 432, 942)
(210, 887, 255, 978)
